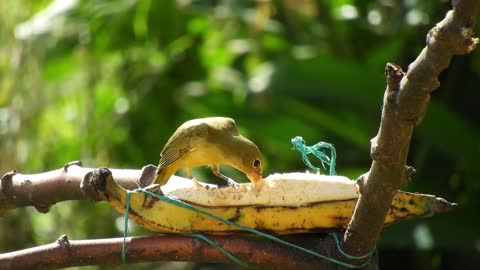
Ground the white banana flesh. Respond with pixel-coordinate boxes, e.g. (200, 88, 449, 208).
(162, 172, 358, 207)
(92, 171, 457, 235)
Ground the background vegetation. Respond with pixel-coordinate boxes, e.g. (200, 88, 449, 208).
(1, 0, 479, 269)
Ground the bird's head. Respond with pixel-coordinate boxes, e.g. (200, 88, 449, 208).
(233, 136, 263, 186)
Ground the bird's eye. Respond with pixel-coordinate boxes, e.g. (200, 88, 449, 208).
(253, 159, 261, 168)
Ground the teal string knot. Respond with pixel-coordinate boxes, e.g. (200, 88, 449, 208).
(291, 136, 336, 176)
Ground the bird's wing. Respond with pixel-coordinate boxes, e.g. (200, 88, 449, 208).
(158, 123, 209, 169)
(158, 147, 190, 169)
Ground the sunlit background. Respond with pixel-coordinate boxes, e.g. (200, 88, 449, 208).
(1, 0, 479, 269)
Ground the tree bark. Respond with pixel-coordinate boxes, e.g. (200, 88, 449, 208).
(0, 233, 378, 270)
(343, 0, 480, 260)
(2, 163, 379, 269)
(0, 161, 156, 214)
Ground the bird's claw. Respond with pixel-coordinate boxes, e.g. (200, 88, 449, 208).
(212, 170, 240, 190)
(226, 178, 240, 190)
(144, 184, 164, 195)
(192, 177, 201, 188)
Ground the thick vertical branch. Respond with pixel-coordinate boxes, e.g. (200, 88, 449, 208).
(343, 0, 480, 258)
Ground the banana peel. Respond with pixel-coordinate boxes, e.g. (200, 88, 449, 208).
(90, 170, 457, 235)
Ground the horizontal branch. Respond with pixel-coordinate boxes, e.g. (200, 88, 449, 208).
(0, 233, 376, 270)
(1, 163, 380, 269)
(0, 161, 156, 214)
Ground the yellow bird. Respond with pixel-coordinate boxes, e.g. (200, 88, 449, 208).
(151, 117, 263, 188)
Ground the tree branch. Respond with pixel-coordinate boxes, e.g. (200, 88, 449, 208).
(0, 233, 377, 270)
(343, 0, 480, 259)
(3, 2, 477, 269)
(0, 161, 156, 214)
(2, 163, 382, 269)
(1, 161, 453, 269)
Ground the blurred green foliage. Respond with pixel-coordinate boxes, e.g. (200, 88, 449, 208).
(1, 0, 479, 269)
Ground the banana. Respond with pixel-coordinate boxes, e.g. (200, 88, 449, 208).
(91, 170, 457, 235)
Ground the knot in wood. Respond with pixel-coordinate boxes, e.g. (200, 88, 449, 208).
(384, 63, 404, 104)
(460, 27, 479, 54)
(63, 160, 83, 171)
(56, 234, 71, 247)
(384, 63, 404, 83)
(80, 168, 112, 201)
(0, 171, 16, 197)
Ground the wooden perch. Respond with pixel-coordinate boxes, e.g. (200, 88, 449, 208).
(2, 163, 384, 269)
(0, 161, 156, 214)
(0, 232, 378, 270)
(0, 163, 455, 269)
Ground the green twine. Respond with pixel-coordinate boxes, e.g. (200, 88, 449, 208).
(291, 136, 336, 176)
(331, 232, 376, 260)
(120, 188, 373, 269)
(188, 234, 253, 269)
(121, 190, 132, 264)
(121, 189, 249, 267)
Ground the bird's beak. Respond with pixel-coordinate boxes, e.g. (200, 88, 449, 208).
(248, 172, 262, 185)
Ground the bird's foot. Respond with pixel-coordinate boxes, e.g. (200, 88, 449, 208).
(192, 177, 201, 188)
(226, 178, 240, 190)
(144, 184, 164, 195)
(212, 170, 240, 190)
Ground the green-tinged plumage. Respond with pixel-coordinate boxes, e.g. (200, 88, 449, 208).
(152, 117, 263, 187)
